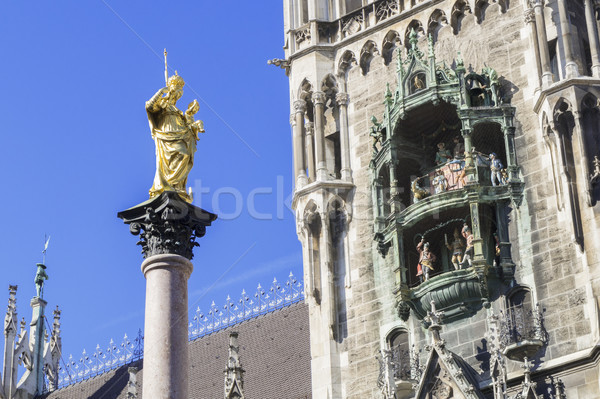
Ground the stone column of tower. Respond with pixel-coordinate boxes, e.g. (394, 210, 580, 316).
(118, 192, 216, 399)
(29, 295, 47, 395)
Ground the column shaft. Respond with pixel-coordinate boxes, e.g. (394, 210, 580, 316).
(336, 92, 352, 182)
(462, 128, 476, 183)
(534, 0, 554, 85)
(305, 122, 316, 181)
(293, 100, 308, 187)
(525, 7, 543, 87)
(557, 0, 579, 77)
(142, 254, 193, 399)
(313, 91, 328, 181)
(388, 161, 398, 213)
(584, 0, 600, 77)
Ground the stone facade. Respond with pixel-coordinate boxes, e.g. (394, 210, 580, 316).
(283, 0, 600, 398)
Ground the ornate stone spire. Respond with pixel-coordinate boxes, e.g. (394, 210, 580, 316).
(424, 300, 445, 345)
(4, 285, 18, 336)
(224, 332, 245, 399)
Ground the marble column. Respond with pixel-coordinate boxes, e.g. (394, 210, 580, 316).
(557, 0, 579, 77)
(336, 92, 352, 182)
(533, 0, 554, 86)
(524, 7, 543, 88)
(293, 100, 308, 187)
(584, 0, 600, 77)
(313, 91, 328, 181)
(305, 121, 316, 182)
(118, 191, 216, 399)
(141, 254, 192, 399)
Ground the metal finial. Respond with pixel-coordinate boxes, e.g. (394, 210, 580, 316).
(42, 234, 51, 265)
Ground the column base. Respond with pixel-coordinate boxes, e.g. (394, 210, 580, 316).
(565, 62, 579, 79)
(297, 172, 308, 188)
(316, 168, 329, 182)
(341, 168, 353, 182)
(592, 65, 600, 78)
(541, 72, 554, 87)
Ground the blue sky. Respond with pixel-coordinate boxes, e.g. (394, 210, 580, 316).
(0, 2, 302, 366)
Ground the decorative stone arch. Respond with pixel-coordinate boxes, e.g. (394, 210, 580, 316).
(302, 200, 323, 304)
(382, 30, 401, 65)
(359, 40, 380, 75)
(581, 93, 600, 150)
(298, 78, 314, 101)
(450, 0, 472, 35)
(337, 50, 358, 81)
(474, 0, 489, 23)
(505, 284, 533, 311)
(427, 9, 449, 42)
(553, 98, 584, 248)
(541, 111, 565, 210)
(470, 120, 507, 171)
(321, 74, 339, 105)
(297, 78, 315, 123)
(404, 20, 425, 49)
(385, 327, 412, 380)
(580, 93, 600, 205)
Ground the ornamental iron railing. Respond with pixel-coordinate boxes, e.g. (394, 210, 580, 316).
(51, 272, 304, 390)
(499, 303, 546, 348)
(390, 346, 412, 381)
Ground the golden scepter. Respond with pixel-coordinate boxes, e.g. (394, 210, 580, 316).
(164, 48, 168, 86)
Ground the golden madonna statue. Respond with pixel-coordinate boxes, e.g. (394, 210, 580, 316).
(146, 73, 204, 203)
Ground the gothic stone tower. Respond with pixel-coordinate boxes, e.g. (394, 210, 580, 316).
(281, 0, 600, 398)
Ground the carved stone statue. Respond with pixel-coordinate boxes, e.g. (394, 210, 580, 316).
(417, 239, 436, 282)
(146, 73, 205, 203)
(34, 263, 49, 298)
(435, 142, 452, 165)
(489, 153, 505, 186)
(433, 170, 448, 194)
(445, 229, 465, 270)
(460, 224, 474, 268)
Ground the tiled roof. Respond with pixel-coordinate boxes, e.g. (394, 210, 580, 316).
(40, 301, 311, 399)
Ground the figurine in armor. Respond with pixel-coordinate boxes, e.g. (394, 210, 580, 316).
(432, 170, 448, 194)
(34, 263, 49, 298)
(445, 229, 465, 270)
(435, 142, 452, 165)
(460, 224, 474, 268)
(416, 239, 436, 282)
(489, 153, 504, 186)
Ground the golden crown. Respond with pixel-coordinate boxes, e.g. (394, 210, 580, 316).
(167, 73, 185, 89)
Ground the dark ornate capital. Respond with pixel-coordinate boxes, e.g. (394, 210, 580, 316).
(118, 191, 217, 260)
